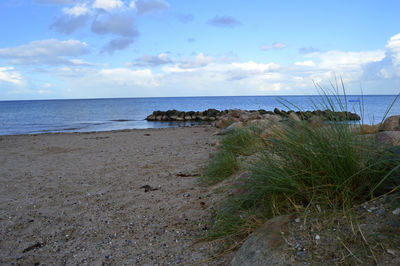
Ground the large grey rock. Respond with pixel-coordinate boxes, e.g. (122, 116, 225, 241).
(216, 116, 236, 129)
(288, 112, 301, 122)
(230, 215, 293, 266)
(262, 114, 281, 124)
(376, 131, 400, 146)
(246, 119, 272, 129)
(380, 115, 400, 131)
(219, 122, 244, 135)
(308, 115, 324, 128)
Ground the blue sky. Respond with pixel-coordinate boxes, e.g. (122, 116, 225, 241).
(0, 0, 399, 100)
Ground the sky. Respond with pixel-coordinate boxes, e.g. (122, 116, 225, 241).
(0, 0, 399, 100)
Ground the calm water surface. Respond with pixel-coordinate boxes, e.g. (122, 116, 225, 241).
(0, 95, 398, 135)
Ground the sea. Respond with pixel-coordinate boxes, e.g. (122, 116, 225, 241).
(0, 95, 399, 135)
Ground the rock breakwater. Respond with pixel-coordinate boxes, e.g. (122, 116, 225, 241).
(145, 109, 360, 122)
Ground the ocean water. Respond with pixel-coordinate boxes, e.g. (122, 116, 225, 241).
(0, 95, 398, 135)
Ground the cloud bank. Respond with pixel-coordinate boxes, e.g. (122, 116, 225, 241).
(0, 39, 89, 65)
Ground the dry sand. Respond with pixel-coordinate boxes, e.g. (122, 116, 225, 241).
(0, 126, 232, 265)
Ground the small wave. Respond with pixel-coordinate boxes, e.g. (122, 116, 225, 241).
(110, 119, 142, 122)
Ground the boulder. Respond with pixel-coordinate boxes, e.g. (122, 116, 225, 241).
(230, 215, 293, 266)
(288, 112, 301, 122)
(246, 119, 273, 129)
(220, 122, 244, 135)
(380, 115, 400, 131)
(261, 123, 285, 139)
(229, 109, 243, 118)
(216, 116, 236, 129)
(262, 114, 281, 124)
(376, 131, 400, 146)
(146, 115, 155, 121)
(308, 115, 324, 128)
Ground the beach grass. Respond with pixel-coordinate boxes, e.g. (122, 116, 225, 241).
(202, 84, 400, 247)
(200, 126, 263, 184)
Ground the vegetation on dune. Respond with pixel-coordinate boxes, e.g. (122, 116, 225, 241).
(200, 83, 400, 260)
(199, 126, 264, 185)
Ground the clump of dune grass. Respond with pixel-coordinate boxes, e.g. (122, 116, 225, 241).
(205, 80, 400, 244)
(200, 126, 264, 185)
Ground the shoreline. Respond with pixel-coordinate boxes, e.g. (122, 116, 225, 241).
(0, 124, 210, 137)
(0, 125, 232, 265)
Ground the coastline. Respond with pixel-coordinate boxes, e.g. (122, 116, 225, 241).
(0, 125, 232, 265)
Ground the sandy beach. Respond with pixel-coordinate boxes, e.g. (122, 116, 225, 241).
(0, 126, 232, 265)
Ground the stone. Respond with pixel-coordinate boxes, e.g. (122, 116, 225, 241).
(380, 115, 400, 131)
(147, 115, 156, 121)
(376, 131, 400, 146)
(246, 119, 272, 128)
(216, 116, 235, 129)
(273, 108, 281, 115)
(229, 171, 252, 196)
(308, 115, 324, 128)
(392, 208, 400, 215)
(220, 122, 243, 135)
(262, 114, 281, 123)
(261, 123, 285, 139)
(228, 109, 243, 118)
(230, 215, 292, 266)
(246, 112, 262, 122)
(288, 112, 301, 122)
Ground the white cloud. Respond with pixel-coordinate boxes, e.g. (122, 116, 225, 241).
(178, 53, 214, 69)
(91, 13, 138, 37)
(101, 37, 135, 54)
(50, 14, 90, 34)
(306, 50, 384, 70)
(134, 0, 170, 16)
(294, 60, 316, 67)
(261, 42, 286, 51)
(135, 53, 172, 67)
(63, 3, 90, 16)
(386, 33, 400, 71)
(0, 39, 89, 65)
(7, 34, 400, 98)
(361, 33, 400, 81)
(43, 83, 52, 88)
(92, 0, 124, 12)
(232, 61, 280, 72)
(0, 67, 24, 85)
(98, 68, 159, 87)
